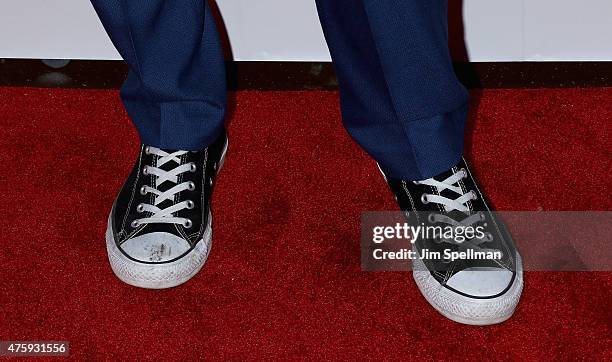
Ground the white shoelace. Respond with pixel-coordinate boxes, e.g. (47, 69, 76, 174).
(132, 147, 196, 228)
(416, 168, 476, 213)
(416, 168, 495, 247)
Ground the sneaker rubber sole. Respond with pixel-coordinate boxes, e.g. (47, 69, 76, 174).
(412, 254, 524, 325)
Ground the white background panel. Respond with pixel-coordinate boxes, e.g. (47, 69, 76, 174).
(0, 0, 120, 60)
(218, 1, 328, 61)
(460, 0, 523, 61)
(524, 0, 612, 61)
(0, 0, 611, 61)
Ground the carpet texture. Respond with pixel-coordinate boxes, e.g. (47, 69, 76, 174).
(0, 87, 610, 360)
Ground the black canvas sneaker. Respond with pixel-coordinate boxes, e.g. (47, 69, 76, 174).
(105, 131, 228, 289)
(380, 158, 523, 325)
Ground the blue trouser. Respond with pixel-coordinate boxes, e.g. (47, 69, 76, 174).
(90, 0, 468, 180)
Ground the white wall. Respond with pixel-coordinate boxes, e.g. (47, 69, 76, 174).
(0, 0, 611, 62)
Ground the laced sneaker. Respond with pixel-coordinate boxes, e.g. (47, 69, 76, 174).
(105, 131, 228, 289)
(380, 158, 523, 325)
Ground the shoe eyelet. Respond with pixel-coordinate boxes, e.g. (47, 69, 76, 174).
(140, 186, 147, 195)
(209, 178, 213, 186)
(136, 204, 144, 213)
(131, 220, 140, 228)
(183, 219, 193, 229)
(186, 200, 195, 209)
(479, 212, 486, 221)
(187, 181, 196, 191)
(142, 166, 149, 175)
(213, 162, 217, 171)
(470, 190, 478, 200)
(412, 180, 420, 185)
(189, 162, 197, 172)
(144, 146, 151, 155)
(460, 168, 467, 179)
(427, 213, 436, 223)
(421, 194, 429, 204)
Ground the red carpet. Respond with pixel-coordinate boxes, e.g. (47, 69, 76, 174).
(0, 87, 610, 359)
